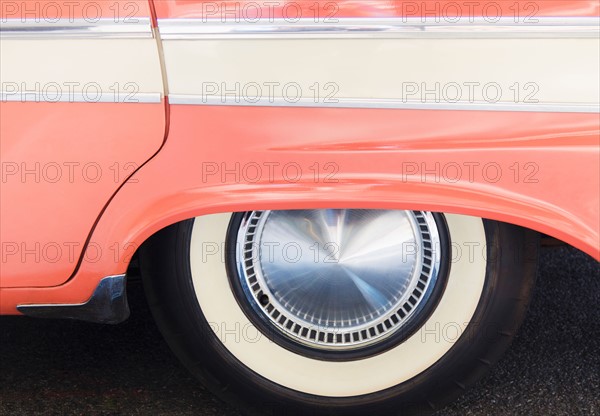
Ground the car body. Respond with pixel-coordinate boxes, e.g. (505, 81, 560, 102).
(1, 1, 599, 414)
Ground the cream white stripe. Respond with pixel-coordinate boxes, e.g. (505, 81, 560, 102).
(0, 18, 153, 39)
(159, 17, 600, 39)
(161, 36, 599, 109)
(1, 37, 165, 99)
(168, 95, 600, 113)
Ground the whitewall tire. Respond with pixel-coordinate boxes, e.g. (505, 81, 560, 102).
(140, 210, 538, 416)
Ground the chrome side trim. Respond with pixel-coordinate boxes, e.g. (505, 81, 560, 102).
(1, 91, 162, 103)
(0, 18, 153, 39)
(17, 274, 130, 324)
(168, 95, 600, 113)
(158, 17, 600, 39)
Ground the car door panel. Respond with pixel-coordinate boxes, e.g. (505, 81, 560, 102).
(0, 0, 166, 287)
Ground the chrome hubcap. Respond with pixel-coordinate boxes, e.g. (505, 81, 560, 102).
(233, 209, 443, 352)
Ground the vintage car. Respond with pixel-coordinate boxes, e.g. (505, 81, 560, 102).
(1, 0, 598, 414)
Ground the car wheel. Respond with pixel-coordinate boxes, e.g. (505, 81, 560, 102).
(140, 210, 538, 416)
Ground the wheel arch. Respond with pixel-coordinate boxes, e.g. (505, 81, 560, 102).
(2, 172, 596, 316)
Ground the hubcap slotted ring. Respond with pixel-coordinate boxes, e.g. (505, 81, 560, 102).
(230, 209, 445, 354)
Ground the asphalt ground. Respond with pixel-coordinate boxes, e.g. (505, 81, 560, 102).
(1, 246, 599, 415)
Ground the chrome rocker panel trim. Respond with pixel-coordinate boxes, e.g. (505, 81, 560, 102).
(0, 18, 154, 39)
(1, 91, 163, 104)
(168, 95, 600, 114)
(158, 17, 600, 40)
(17, 274, 130, 324)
